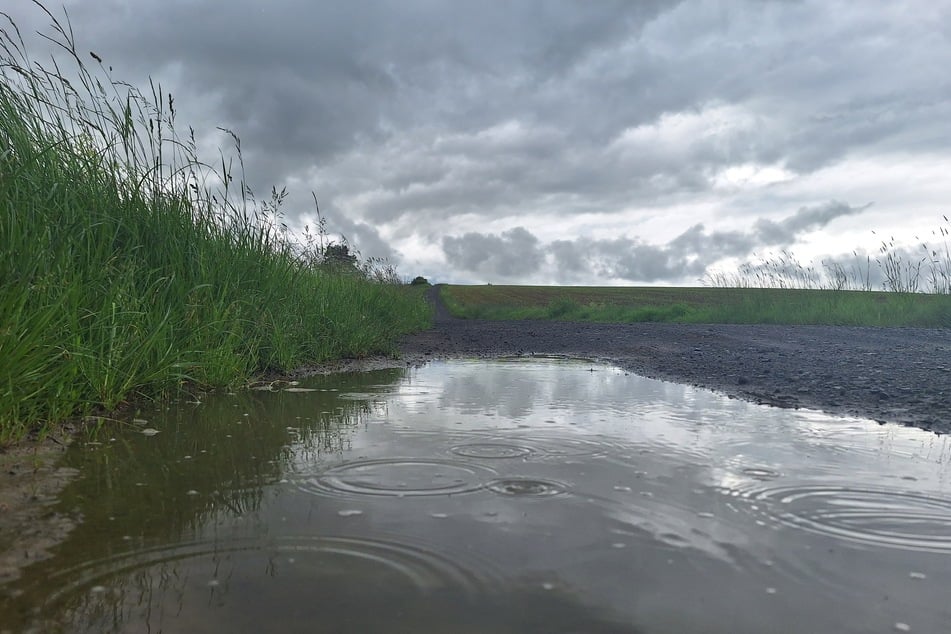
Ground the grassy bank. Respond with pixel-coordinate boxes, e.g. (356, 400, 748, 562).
(440, 285, 951, 327)
(0, 8, 429, 445)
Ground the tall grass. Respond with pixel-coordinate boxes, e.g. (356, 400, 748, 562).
(706, 216, 951, 295)
(0, 5, 429, 445)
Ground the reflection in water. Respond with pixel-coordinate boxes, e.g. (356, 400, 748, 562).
(2, 358, 951, 633)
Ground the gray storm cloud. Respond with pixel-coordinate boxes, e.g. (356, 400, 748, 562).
(7, 1, 949, 280)
(442, 227, 544, 278)
(443, 201, 868, 283)
(23, 0, 948, 194)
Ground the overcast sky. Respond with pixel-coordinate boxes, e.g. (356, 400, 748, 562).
(7, 1, 951, 285)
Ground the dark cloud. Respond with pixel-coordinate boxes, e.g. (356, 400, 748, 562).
(41, 0, 676, 190)
(29, 0, 947, 192)
(442, 227, 544, 278)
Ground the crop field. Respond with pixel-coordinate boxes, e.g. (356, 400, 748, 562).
(440, 284, 951, 327)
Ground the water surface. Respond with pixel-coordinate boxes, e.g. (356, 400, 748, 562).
(2, 358, 950, 633)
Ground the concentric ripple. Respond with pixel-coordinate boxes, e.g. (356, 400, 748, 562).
(487, 477, 568, 497)
(19, 535, 497, 632)
(449, 442, 534, 459)
(49, 535, 489, 597)
(513, 434, 614, 459)
(302, 458, 498, 497)
(740, 484, 951, 553)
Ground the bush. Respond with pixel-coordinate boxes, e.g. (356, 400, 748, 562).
(546, 296, 579, 319)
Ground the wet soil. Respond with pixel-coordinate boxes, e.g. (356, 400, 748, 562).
(397, 286, 951, 434)
(0, 439, 77, 586)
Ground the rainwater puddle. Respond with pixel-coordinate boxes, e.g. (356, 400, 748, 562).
(3, 358, 951, 633)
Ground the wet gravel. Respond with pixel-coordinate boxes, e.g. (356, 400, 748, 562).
(398, 289, 951, 434)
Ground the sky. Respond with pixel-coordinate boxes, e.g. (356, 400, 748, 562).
(6, 0, 951, 285)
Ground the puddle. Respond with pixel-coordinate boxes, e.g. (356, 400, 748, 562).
(2, 358, 951, 633)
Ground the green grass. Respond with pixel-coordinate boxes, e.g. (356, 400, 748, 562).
(440, 285, 951, 328)
(0, 6, 429, 445)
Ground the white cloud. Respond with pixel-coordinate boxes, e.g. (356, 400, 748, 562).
(711, 164, 797, 191)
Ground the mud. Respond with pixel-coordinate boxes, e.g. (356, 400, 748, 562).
(0, 438, 77, 586)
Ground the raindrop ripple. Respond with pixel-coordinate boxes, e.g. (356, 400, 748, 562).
(301, 458, 498, 498)
(449, 442, 534, 459)
(487, 478, 568, 497)
(738, 484, 951, 553)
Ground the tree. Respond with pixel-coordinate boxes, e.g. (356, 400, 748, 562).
(322, 243, 358, 272)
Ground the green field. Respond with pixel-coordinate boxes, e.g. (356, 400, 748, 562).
(440, 284, 951, 327)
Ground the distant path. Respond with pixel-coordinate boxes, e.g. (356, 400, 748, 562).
(402, 285, 951, 434)
(425, 284, 454, 323)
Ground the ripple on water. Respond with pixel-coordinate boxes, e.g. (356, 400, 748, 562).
(449, 442, 534, 459)
(731, 484, 951, 553)
(740, 467, 782, 481)
(487, 478, 568, 497)
(24, 536, 496, 630)
(300, 458, 498, 498)
(513, 434, 615, 459)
